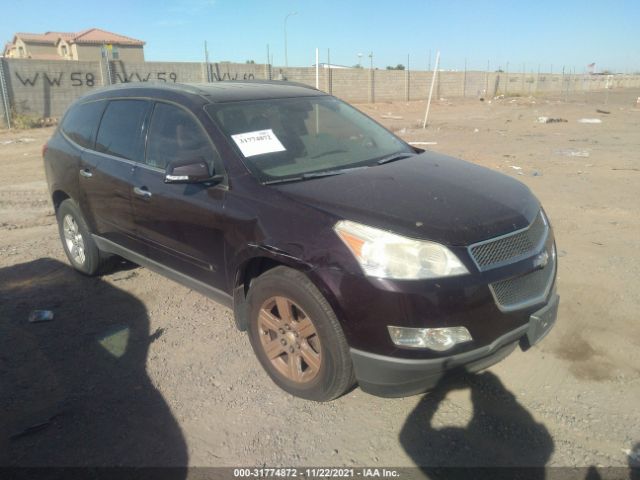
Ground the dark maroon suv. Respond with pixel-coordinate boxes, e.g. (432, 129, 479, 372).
(43, 81, 558, 401)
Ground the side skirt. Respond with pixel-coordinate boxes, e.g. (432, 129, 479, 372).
(93, 235, 233, 309)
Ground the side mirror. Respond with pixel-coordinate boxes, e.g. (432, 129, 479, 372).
(164, 158, 220, 184)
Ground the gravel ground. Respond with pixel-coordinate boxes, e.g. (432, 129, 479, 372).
(0, 88, 639, 475)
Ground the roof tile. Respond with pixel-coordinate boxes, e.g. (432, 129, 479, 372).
(13, 28, 144, 46)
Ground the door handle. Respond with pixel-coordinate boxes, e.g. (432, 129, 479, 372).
(79, 168, 93, 178)
(133, 186, 152, 199)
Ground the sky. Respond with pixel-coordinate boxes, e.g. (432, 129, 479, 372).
(2, 0, 639, 73)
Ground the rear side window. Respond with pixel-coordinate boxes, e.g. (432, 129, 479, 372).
(96, 100, 150, 162)
(146, 102, 219, 171)
(61, 100, 105, 149)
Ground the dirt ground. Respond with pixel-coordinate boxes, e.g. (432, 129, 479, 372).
(1, 88, 639, 473)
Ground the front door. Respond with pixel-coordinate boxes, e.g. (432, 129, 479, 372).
(130, 101, 228, 288)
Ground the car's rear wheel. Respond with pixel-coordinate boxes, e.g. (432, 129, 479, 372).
(246, 266, 355, 401)
(56, 199, 105, 276)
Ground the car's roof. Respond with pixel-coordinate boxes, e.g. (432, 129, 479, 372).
(84, 80, 327, 104)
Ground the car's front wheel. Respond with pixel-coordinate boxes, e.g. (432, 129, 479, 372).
(246, 266, 355, 401)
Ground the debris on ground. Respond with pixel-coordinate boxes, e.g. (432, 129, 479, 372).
(612, 167, 639, 172)
(537, 117, 568, 124)
(28, 310, 54, 323)
(578, 118, 602, 124)
(111, 271, 139, 282)
(510, 165, 522, 170)
(409, 141, 437, 146)
(381, 114, 403, 120)
(11, 421, 53, 440)
(532, 171, 542, 176)
(555, 149, 590, 157)
(0, 138, 36, 146)
(596, 109, 610, 114)
(10, 410, 64, 440)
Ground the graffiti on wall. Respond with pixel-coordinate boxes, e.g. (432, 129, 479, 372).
(14, 72, 97, 87)
(114, 72, 178, 83)
(13, 69, 258, 88)
(211, 72, 255, 81)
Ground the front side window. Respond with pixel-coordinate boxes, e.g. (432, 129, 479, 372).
(206, 96, 412, 182)
(96, 100, 150, 162)
(146, 102, 219, 172)
(61, 100, 106, 149)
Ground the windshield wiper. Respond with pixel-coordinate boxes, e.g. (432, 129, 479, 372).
(302, 170, 348, 179)
(263, 166, 367, 185)
(263, 176, 305, 185)
(376, 152, 416, 165)
(262, 171, 344, 185)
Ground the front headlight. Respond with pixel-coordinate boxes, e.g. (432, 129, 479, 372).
(334, 220, 468, 280)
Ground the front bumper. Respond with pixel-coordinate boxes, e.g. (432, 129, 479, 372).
(351, 294, 559, 397)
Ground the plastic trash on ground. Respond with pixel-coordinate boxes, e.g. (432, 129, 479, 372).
(28, 310, 54, 323)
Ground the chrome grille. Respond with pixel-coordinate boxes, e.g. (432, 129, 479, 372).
(469, 212, 548, 271)
(489, 246, 556, 311)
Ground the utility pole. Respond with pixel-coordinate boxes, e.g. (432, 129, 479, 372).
(422, 50, 440, 128)
(204, 41, 210, 82)
(284, 12, 297, 68)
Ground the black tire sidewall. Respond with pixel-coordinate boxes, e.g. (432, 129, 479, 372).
(247, 268, 352, 401)
(57, 200, 101, 275)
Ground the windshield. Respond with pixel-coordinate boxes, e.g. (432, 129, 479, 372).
(205, 96, 413, 183)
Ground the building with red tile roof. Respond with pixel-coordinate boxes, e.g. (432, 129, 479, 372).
(3, 28, 145, 61)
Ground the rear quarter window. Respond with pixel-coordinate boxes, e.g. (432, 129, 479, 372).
(61, 100, 106, 149)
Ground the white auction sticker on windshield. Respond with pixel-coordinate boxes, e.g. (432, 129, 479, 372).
(231, 129, 286, 157)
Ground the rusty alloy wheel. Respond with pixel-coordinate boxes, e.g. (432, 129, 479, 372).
(257, 296, 322, 383)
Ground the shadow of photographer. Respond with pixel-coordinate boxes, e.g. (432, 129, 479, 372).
(0, 258, 187, 470)
(400, 369, 554, 479)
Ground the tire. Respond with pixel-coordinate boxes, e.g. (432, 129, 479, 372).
(246, 266, 355, 401)
(56, 199, 106, 276)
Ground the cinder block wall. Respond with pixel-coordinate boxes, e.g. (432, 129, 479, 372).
(110, 61, 206, 84)
(3, 58, 102, 120)
(2, 58, 639, 125)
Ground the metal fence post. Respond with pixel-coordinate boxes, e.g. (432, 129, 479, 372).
(368, 52, 374, 103)
(405, 54, 410, 101)
(462, 58, 467, 97)
(0, 59, 11, 129)
(505, 62, 509, 96)
(485, 60, 489, 97)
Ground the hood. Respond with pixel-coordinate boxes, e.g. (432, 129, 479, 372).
(273, 152, 540, 246)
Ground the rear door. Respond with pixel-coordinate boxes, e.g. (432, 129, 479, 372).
(53, 99, 106, 220)
(130, 101, 228, 287)
(81, 99, 152, 251)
